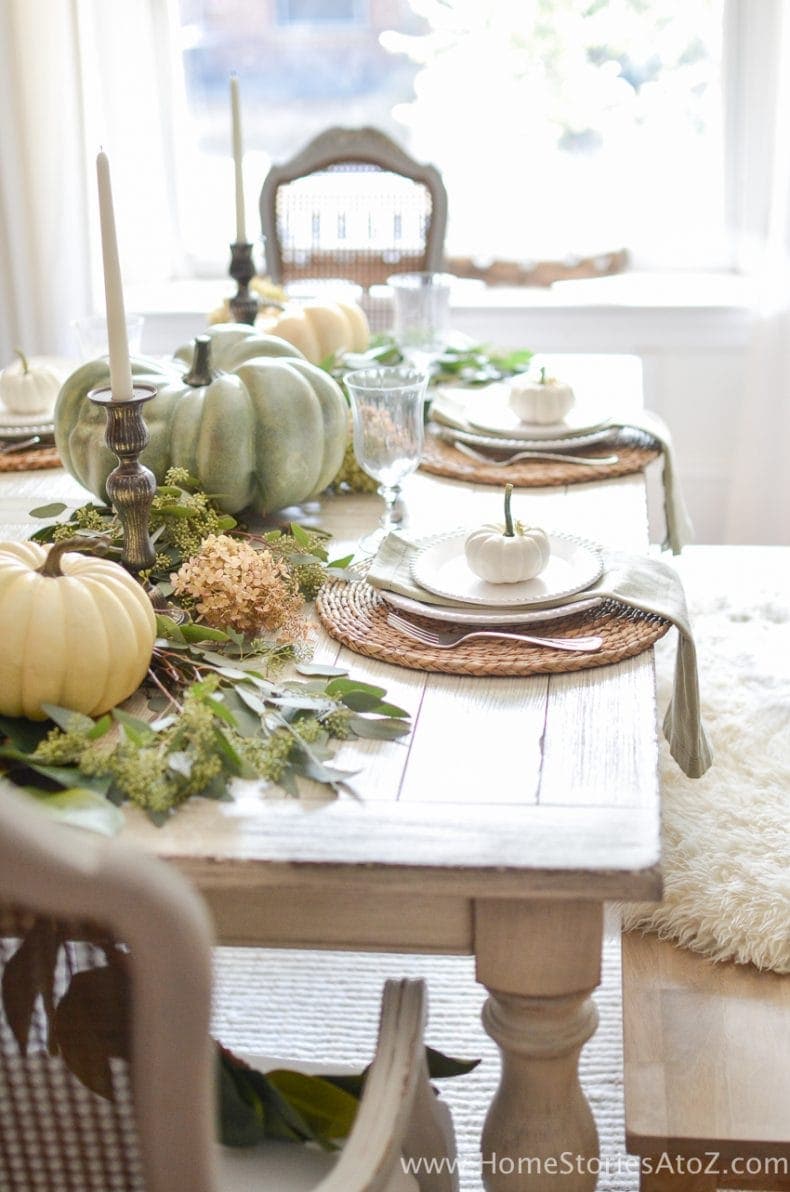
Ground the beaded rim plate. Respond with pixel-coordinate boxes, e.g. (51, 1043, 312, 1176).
(380, 588, 602, 626)
(411, 530, 603, 607)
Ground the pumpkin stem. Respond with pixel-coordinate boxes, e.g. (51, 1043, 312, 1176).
(36, 535, 111, 577)
(14, 348, 29, 375)
(503, 484, 515, 537)
(183, 335, 215, 387)
(539, 366, 546, 385)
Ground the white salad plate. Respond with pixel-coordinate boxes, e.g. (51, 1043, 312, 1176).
(380, 588, 602, 626)
(411, 530, 603, 607)
(432, 384, 612, 441)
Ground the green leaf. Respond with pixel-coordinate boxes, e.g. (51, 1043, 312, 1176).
(425, 1045, 481, 1078)
(290, 523, 314, 548)
(295, 663, 349, 678)
(53, 960, 130, 1099)
(112, 708, 155, 745)
(155, 614, 186, 641)
(218, 689, 263, 738)
(267, 1070, 359, 1145)
(327, 554, 355, 569)
(24, 787, 124, 836)
(1, 918, 60, 1053)
(337, 691, 386, 713)
(211, 726, 245, 774)
(216, 515, 238, 531)
(180, 623, 230, 643)
(40, 705, 95, 734)
(9, 760, 113, 797)
(0, 715, 50, 752)
(371, 702, 409, 719)
(29, 502, 68, 518)
(325, 678, 386, 699)
(346, 716, 411, 741)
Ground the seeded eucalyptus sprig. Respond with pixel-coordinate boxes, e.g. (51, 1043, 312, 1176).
(0, 618, 411, 824)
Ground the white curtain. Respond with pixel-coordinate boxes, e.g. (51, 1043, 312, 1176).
(724, 0, 790, 544)
(0, 0, 184, 364)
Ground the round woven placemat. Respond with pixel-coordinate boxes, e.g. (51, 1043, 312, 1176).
(420, 432, 660, 488)
(316, 579, 671, 677)
(0, 446, 61, 472)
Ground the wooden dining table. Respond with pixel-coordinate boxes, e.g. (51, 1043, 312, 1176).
(0, 360, 664, 1192)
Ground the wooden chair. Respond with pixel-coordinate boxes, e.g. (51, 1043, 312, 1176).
(622, 930, 790, 1192)
(259, 126, 448, 326)
(0, 784, 458, 1191)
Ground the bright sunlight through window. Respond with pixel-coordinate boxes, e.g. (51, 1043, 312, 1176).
(176, 0, 725, 276)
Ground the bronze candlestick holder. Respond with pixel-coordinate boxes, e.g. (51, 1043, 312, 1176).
(88, 384, 158, 574)
(228, 241, 259, 324)
(87, 383, 186, 623)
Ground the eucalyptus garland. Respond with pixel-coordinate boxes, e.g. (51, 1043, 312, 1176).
(0, 471, 410, 828)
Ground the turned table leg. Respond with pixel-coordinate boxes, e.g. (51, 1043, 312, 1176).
(474, 899, 605, 1192)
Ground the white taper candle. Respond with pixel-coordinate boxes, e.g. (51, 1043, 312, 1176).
(96, 151, 133, 401)
(230, 75, 247, 242)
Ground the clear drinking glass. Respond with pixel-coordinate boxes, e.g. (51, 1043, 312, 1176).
(388, 272, 453, 371)
(344, 365, 429, 554)
(73, 314, 145, 361)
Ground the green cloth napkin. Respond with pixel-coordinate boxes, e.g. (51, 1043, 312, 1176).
(368, 532, 712, 779)
(430, 393, 694, 556)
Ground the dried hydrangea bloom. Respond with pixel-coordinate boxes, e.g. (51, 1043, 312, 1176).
(172, 533, 306, 638)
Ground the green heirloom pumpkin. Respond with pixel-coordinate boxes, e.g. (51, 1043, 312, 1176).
(54, 324, 348, 516)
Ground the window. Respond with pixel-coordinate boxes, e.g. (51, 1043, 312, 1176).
(174, 0, 726, 276)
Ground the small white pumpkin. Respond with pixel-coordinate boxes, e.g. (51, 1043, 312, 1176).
(0, 537, 156, 720)
(508, 366, 575, 425)
(257, 300, 369, 364)
(464, 484, 550, 584)
(0, 350, 63, 415)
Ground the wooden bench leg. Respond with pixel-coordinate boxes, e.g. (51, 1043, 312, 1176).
(474, 899, 603, 1192)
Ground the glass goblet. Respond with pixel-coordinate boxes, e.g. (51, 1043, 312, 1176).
(344, 365, 429, 555)
(387, 272, 453, 372)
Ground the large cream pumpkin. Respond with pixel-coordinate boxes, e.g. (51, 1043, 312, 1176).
(54, 324, 348, 516)
(258, 301, 369, 365)
(0, 538, 156, 720)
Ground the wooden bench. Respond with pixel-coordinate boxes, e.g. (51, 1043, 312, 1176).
(622, 930, 790, 1192)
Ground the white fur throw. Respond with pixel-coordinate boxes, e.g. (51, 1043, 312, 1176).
(622, 547, 790, 974)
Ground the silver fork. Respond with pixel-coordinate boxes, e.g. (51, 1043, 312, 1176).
(453, 440, 619, 468)
(386, 611, 603, 653)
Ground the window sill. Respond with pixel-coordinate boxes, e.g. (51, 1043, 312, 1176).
(126, 270, 758, 355)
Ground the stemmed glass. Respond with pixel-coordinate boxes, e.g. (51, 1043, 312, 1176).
(387, 272, 453, 372)
(344, 366, 429, 554)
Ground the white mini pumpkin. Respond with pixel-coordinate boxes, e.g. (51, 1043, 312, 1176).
(508, 366, 575, 425)
(0, 537, 156, 720)
(0, 350, 62, 415)
(464, 485, 550, 584)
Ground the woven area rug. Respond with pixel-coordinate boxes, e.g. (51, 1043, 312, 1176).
(213, 914, 635, 1192)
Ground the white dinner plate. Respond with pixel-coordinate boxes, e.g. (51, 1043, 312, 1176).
(380, 588, 602, 626)
(433, 384, 612, 441)
(411, 530, 603, 607)
(429, 421, 616, 454)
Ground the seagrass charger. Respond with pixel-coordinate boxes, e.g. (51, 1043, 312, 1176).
(259, 127, 448, 329)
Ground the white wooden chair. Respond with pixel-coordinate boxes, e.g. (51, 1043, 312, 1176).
(0, 784, 458, 1191)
